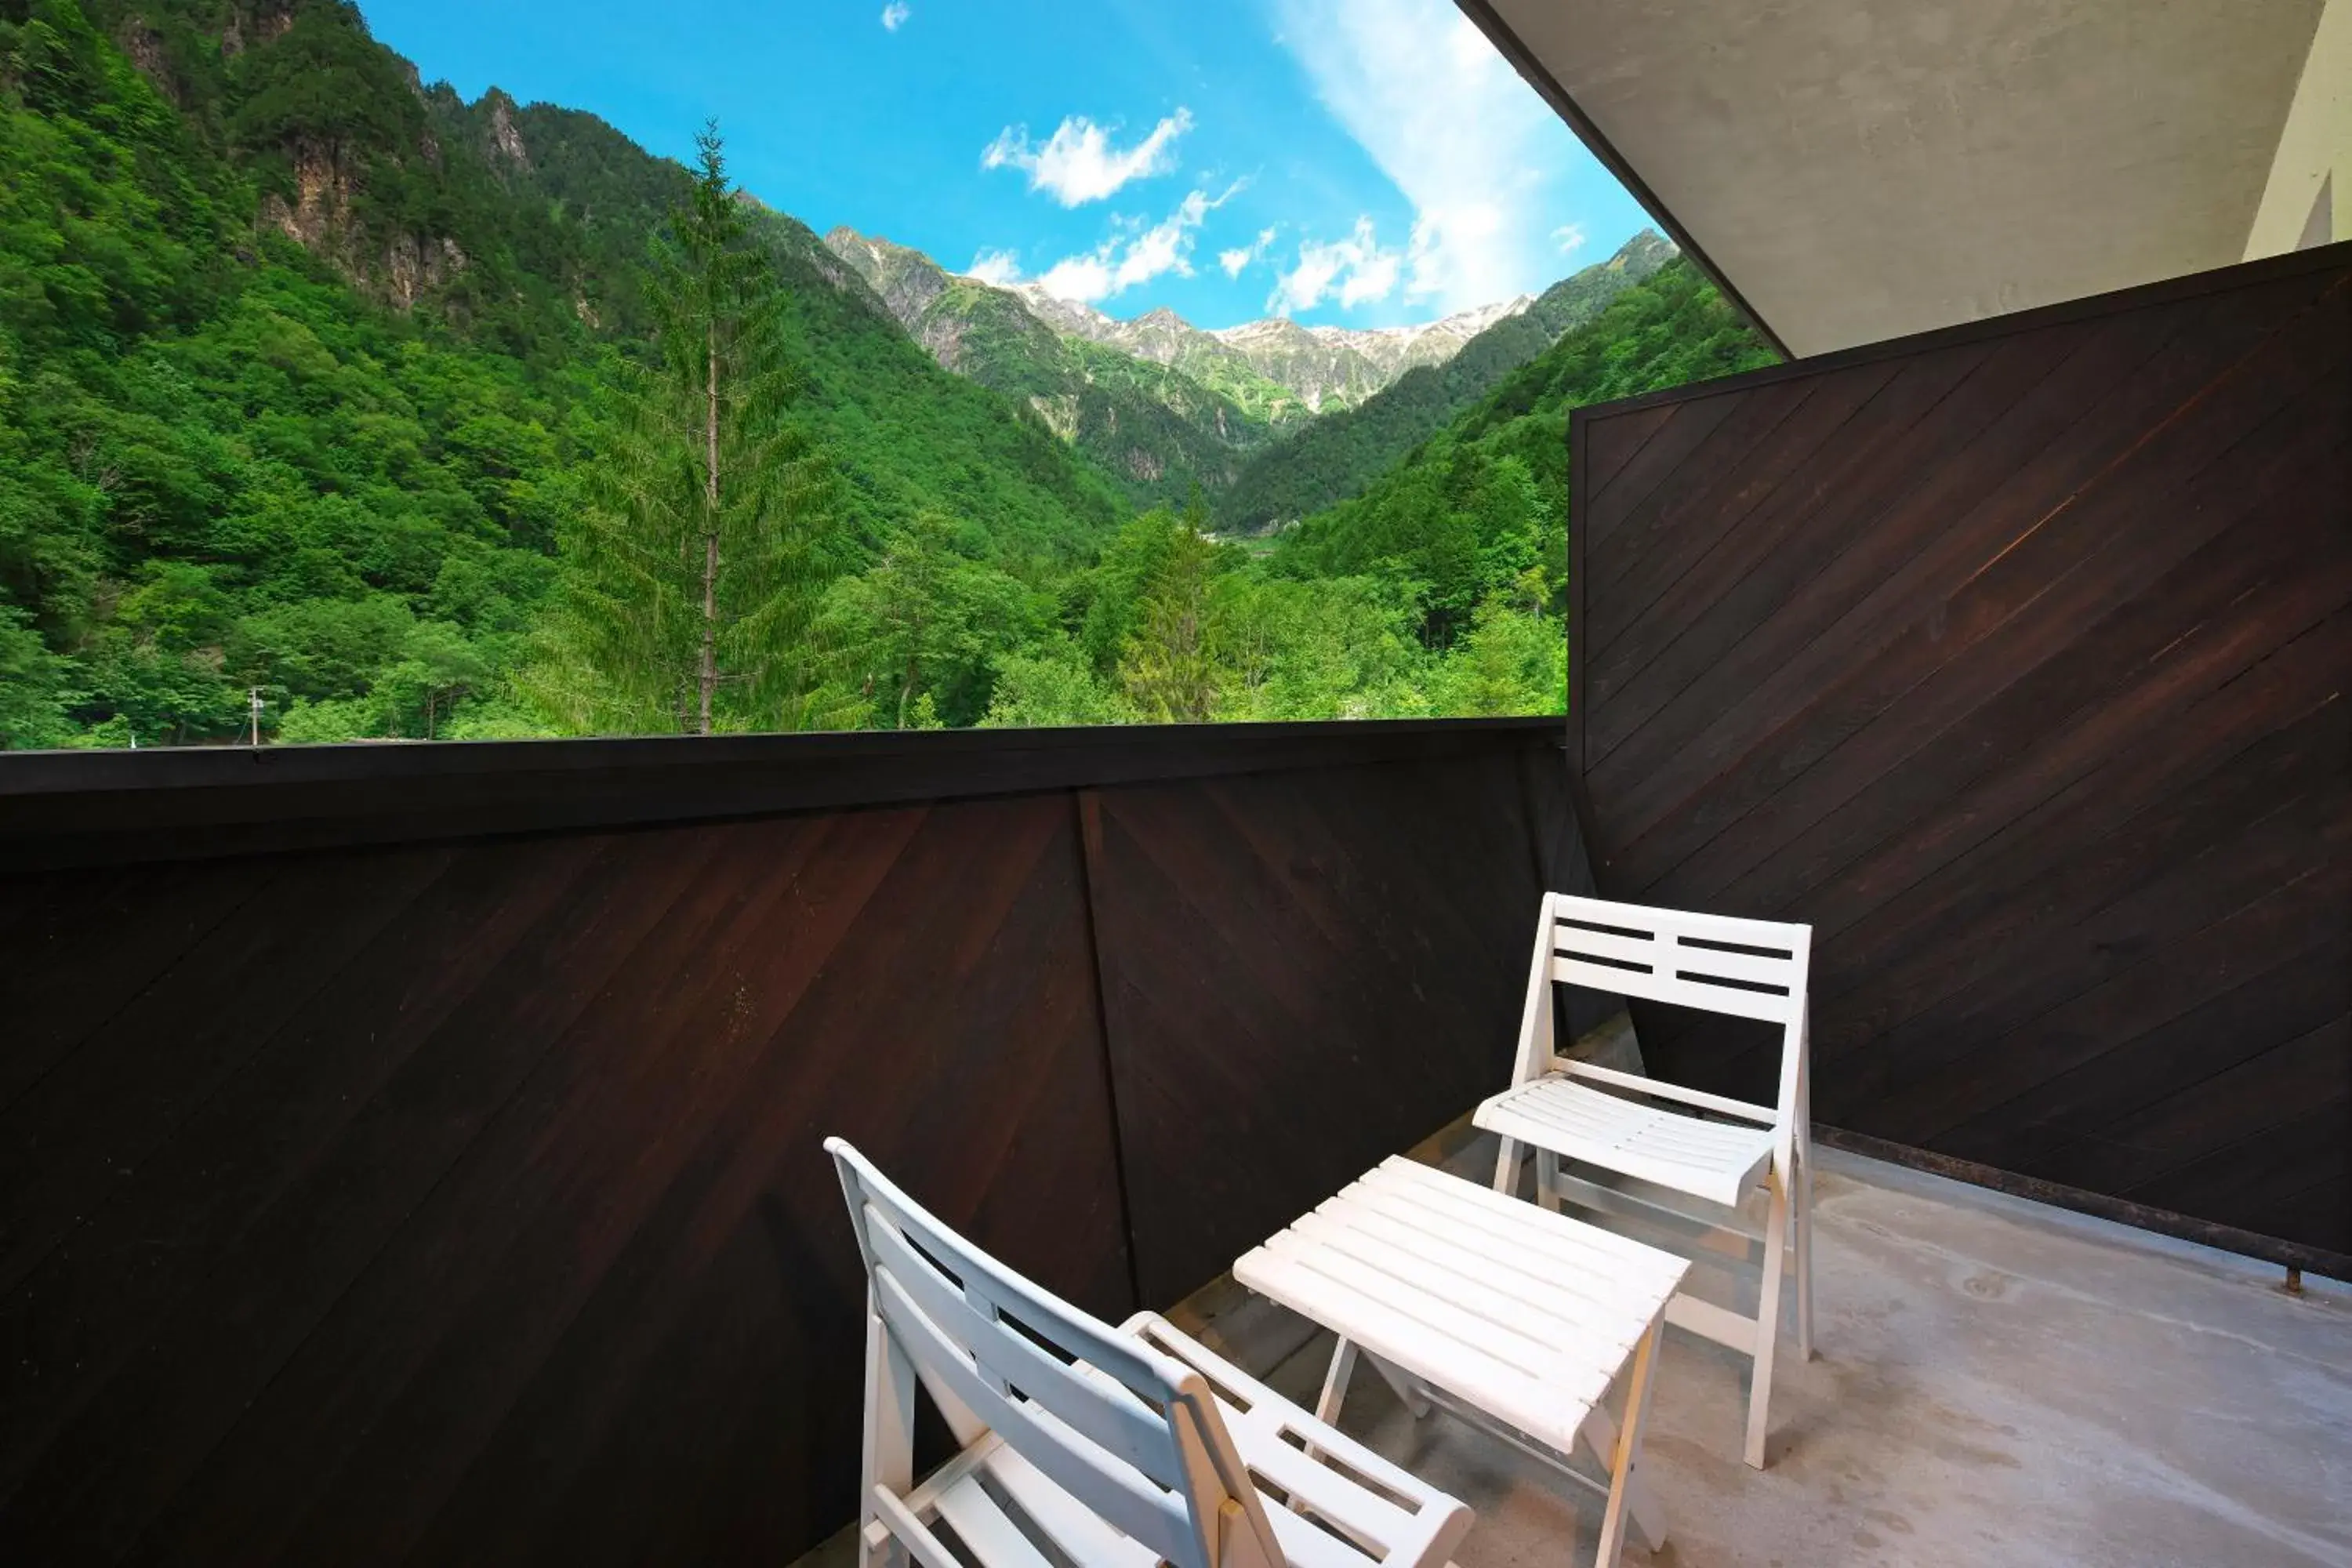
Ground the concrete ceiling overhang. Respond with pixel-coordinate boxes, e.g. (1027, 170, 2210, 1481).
(1460, 0, 2336, 356)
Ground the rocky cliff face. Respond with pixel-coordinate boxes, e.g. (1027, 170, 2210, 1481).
(1207, 318, 1387, 412)
(823, 230, 960, 352)
(482, 89, 531, 172)
(1306, 296, 1535, 381)
(826, 227, 1537, 421)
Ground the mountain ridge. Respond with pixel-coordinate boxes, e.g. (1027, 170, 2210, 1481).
(821, 227, 1279, 506)
(1215, 230, 1679, 532)
(821, 222, 1650, 507)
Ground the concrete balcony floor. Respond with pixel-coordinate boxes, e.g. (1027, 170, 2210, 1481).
(1172, 1140, 2352, 1568)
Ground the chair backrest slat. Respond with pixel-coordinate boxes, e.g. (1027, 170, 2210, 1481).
(830, 1140, 1261, 1568)
(858, 1196, 1182, 1484)
(1548, 895, 1809, 1027)
(1523, 894, 1813, 1129)
(866, 1265, 1196, 1558)
(1549, 953, 1793, 1022)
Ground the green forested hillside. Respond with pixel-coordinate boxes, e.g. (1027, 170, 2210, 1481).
(1214, 230, 1675, 533)
(0, 0, 1774, 748)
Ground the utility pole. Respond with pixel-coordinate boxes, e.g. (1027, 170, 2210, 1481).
(249, 687, 263, 747)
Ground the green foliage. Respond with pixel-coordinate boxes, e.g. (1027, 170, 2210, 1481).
(524, 127, 853, 735)
(0, 2, 1773, 750)
(979, 638, 1135, 728)
(1423, 573, 1566, 717)
(818, 510, 1045, 728)
(0, 598, 77, 744)
(1119, 510, 1223, 723)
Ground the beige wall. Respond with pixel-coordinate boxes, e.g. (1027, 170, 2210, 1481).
(2247, 0, 2351, 252)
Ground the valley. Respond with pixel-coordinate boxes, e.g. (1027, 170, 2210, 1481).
(0, 0, 1774, 747)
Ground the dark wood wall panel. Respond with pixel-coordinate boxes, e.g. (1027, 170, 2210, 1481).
(0, 724, 1575, 1565)
(1083, 750, 1548, 1305)
(0, 796, 1132, 1567)
(1570, 244, 2352, 1259)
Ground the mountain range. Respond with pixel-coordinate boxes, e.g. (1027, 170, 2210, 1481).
(822, 223, 1677, 514)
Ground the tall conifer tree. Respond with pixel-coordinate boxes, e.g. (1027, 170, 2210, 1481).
(530, 124, 845, 735)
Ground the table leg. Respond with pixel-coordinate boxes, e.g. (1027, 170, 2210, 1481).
(1577, 1404, 1666, 1552)
(1316, 1336, 1359, 1425)
(1364, 1351, 1432, 1420)
(1593, 1319, 1664, 1568)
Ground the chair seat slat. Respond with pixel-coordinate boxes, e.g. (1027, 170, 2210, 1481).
(1488, 1083, 1773, 1167)
(935, 1470, 1059, 1568)
(1493, 1088, 1760, 1157)
(1261, 1499, 1387, 1568)
(983, 1448, 1163, 1568)
(1127, 1312, 1471, 1568)
(1240, 1427, 1417, 1558)
(1479, 1087, 1773, 1208)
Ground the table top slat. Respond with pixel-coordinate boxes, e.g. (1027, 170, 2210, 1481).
(1359, 1160, 1690, 1290)
(1298, 1200, 1664, 1341)
(1234, 1244, 1608, 1446)
(1232, 1158, 1688, 1455)
(1276, 1217, 1642, 1396)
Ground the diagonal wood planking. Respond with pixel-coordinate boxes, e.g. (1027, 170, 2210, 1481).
(1570, 244, 2352, 1258)
(0, 728, 1579, 1565)
(1081, 754, 1546, 1305)
(0, 795, 1132, 1567)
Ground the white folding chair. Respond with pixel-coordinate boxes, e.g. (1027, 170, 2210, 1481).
(1474, 892, 1815, 1469)
(828, 1138, 1474, 1568)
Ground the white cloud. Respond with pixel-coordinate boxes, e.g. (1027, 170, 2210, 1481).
(1552, 223, 1586, 254)
(880, 2, 909, 30)
(982, 109, 1193, 207)
(966, 249, 1022, 285)
(1218, 226, 1277, 278)
(1272, 0, 1572, 310)
(1034, 187, 1229, 303)
(1269, 217, 1403, 313)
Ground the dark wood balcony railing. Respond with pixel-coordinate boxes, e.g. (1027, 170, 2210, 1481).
(0, 717, 1584, 1565)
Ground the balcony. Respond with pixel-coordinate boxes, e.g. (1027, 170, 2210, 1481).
(1, 237, 2344, 1566)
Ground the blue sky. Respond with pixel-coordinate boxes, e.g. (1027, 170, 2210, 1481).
(354, 0, 1655, 330)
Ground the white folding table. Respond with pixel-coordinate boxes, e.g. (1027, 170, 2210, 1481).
(1233, 1156, 1689, 1568)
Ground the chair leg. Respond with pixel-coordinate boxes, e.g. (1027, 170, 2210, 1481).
(1593, 1318, 1664, 1568)
(862, 1301, 916, 1568)
(1492, 1134, 1523, 1196)
(1534, 1149, 1563, 1212)
(1744, 1170, 1790, 1469)
(1794, 1144, 1816, 1362)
